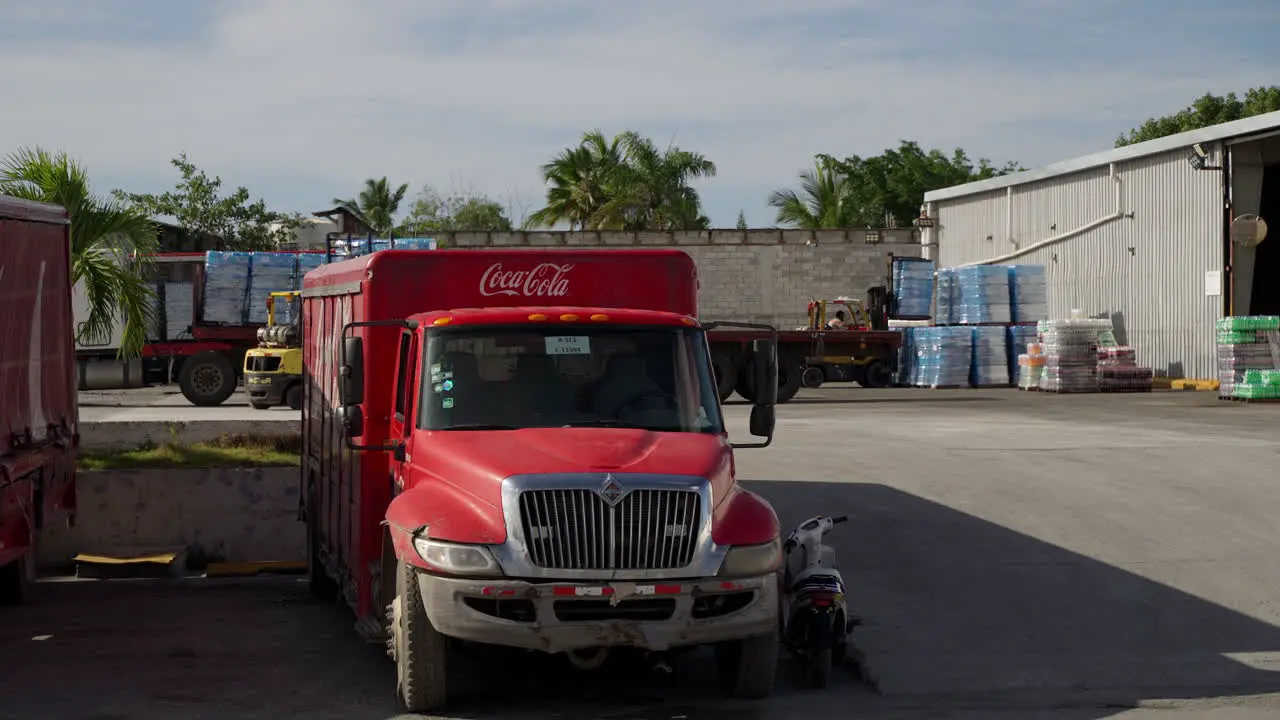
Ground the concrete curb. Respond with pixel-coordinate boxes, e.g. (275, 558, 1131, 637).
(38, 466, 304, 571)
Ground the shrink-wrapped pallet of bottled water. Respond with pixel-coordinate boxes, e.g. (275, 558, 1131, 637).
(970, 326, 1010, 387)
(295, 253, 327, 287)
(891, 258, 935, 318)
(1038, 317, 1109, 393)
(1216, 315, 1280, 400)
(1017, 342, 1046, 390)
(1007, 264, 1048, 323)
(952, 266, 1012, 324)
(1006, 324, 1038, 381)
(913, 326, 972, 388)
(247, 252, 299, 324)
(935, 268, 957, 325)
(888, 320, 932, 386)
(164, 281, 194, 340)
(202, 251, 252, 324)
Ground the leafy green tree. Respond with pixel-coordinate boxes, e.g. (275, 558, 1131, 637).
(803, 141, 1020, 229)
(735, 210, 748, 230)
(1116, 86, 1280, 147)
(115, 153, 302, 251)
(400, 185, 513, 233)
(768, 160, 857, 229)
(2, 147, 159, 357)
(332, 177, 409, 235)
(529, 130, 715, 231)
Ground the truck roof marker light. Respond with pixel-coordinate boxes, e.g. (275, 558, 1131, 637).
(590, 313, 609, 322)
(433, 317, 452, 325)
(681, 317, 696, 326)
(559, 313, 579, 322)
(528, 313, 548, 321)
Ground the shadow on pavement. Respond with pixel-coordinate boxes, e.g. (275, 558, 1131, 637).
(749, 480, 1280, 714)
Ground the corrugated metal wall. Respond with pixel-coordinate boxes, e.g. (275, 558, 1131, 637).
(934, 147, 1225, 379)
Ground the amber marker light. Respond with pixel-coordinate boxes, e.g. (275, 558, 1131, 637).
(432, 317, 452, 325)
(559, 313, 579, 321)
(590, 313, 609, 322)
(681, 317, 697, 326)
(528, 313, 548, 321)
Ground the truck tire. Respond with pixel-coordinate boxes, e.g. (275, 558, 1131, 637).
(390, 558, 451, 713)
(711, 350, 739, 403)
(715, 632, 778, 699)
(0, 554, 33, 606)
(737, 359, 803, 404)
(285, 383, 304, 411)
(179, 351, 237, 406)
(860, 360, 893, 389)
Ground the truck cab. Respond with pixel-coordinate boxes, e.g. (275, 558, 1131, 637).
(302, 249, 781, 713)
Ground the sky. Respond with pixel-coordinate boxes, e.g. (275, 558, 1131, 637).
(2, 0, 1278, 228)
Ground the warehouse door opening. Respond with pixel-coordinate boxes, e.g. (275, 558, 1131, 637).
(1249, 163, 1280, 316)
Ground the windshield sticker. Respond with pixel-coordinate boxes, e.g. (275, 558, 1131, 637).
(432, 383, 443, 392)
(441, 379, 454, 392)
(429, 363, 444, 383)
(545, 335, 590, 355)
(442, 397, 455, 409)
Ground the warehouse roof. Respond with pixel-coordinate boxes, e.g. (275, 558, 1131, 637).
(924, 109, 1280, 203)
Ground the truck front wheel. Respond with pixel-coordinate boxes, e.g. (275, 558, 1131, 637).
(179, 351, 238, 406)
(714, 632, 778, 699)
(390, 559, 451, 713)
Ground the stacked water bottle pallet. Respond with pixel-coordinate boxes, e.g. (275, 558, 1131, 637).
(1038, 318, 1108, 393)
(891, 257, 936, 319)
(201, 251, 333, 326)
(970, 326, 1010, 387)
(1216, 315, 1280, 402)
(911, 326, 972, 388)
(1016, 342, 1046, 390)
(327, 236, 437, 260)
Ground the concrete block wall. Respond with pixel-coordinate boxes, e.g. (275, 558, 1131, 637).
(433, 229, 923, 328)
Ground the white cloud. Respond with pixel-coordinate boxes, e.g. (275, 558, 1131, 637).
(1, 0, 1276, 223)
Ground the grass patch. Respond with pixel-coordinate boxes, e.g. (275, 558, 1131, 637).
(79, 433, 302, 471)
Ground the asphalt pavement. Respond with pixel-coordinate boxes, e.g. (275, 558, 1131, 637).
(5, 387, 1280, 719)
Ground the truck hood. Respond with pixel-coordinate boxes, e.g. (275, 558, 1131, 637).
(408, 428, 734, 510)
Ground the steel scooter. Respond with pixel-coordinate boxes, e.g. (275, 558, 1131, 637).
(779, 514, 858, 688)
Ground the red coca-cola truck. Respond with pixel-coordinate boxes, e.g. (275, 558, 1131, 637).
(0, 196, 78, 604)
(302, 249, 782, 712)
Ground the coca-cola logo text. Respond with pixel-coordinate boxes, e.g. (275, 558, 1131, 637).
(479, 262, 573, 297)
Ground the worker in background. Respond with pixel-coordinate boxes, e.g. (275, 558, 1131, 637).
(827, 310, 848, 330)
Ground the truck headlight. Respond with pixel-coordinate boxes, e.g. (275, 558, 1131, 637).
(718, 538, 782, 578)
(412, 536, 502, 576)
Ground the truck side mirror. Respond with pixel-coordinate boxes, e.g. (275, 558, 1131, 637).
(337, 404, 364, 439)
(339, 336, 364, 405)
(749, 404, 775, 438)
(752, 338, 778, 406)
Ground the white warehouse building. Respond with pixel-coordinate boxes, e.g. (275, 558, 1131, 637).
(921, 111, 1280, 380)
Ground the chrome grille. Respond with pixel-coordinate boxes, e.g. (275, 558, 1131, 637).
(518, 488, 701, 570)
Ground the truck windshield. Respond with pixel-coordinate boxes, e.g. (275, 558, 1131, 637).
(419, 325, 724, 434)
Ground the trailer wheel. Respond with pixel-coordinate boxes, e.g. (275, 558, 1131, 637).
(860, 360, 893, 389)
(0, 554, 33, 606)
(285, 384, 304, 411)
(179, 351, 237, 406)
(711, 351, 739, 403)
(715, 632, 778, 699)
(735, 360, 803, 403)
(390, 558, 451, 713)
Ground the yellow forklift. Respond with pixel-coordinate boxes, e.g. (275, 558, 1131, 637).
(244, 290, 304, 410)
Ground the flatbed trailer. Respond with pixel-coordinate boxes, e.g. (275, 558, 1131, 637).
(708, 328, 903, 402)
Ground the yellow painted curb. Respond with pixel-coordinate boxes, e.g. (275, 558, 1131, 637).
(205, 561, 307, 578)
(1171, 378, 1220, 391)
(1151, 376, 1174, 390)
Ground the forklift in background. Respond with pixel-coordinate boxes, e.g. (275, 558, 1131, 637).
(802, 292, 895, 388)
(244, 291, 304, 410)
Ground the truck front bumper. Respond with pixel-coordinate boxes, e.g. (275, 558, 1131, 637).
(419, 574, 778, 654)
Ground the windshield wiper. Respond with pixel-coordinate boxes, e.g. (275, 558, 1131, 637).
(561, 420, 638, 428)
(439, 423, 518, 431)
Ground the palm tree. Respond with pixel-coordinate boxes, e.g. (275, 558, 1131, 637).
(768, 160, 855, 229)
(0, 147, 159, 357)
(526, 131, 623, 230)
(333, 177, 409, 235)
(594, 131, 716, 231)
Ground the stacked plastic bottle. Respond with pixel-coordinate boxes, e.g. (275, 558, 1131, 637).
(1017, 342, 1046, 389)
(164, 281, 194, 339)
(970, 326, 1010, 386)
(934, 268, 957, 325)
(891, 258, 935, 318)
(1006, 265, 1048, 324)
(330, 236, 438, 259)
(247, 253, 299, 324)
(913, 326, 973, 388)
(1006, 324, 1038, 383)
(1216, 315, 1280, 399)
(203, 251, 252, 324)
(896, 327, 916, 386)
(1038, 317, 1109, 392)
(295, 253, 327, 287)
(951, 266, 1012, 324)
(1096, 345, 1153, 392)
